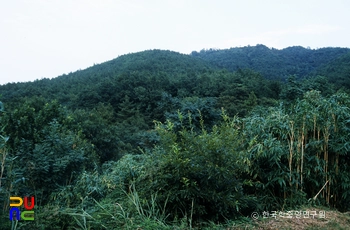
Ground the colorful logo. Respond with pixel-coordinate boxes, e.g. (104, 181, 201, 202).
(9, 197, 35, 221)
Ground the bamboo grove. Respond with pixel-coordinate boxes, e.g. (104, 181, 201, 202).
(244, 90, 350, 211)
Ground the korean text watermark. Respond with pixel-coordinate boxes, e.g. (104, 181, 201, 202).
(251, 210, 326, 220)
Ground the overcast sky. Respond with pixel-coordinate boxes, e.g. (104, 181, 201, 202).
(1, 0, 349, 85)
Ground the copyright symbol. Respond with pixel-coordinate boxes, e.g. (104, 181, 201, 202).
(251, 212, 259, 220)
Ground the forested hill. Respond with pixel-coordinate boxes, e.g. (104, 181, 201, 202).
(191, 44, 350, 80)
(2, 45, 350, 99)
(1, 45, 350, 114)
(0, 50, 215, 105)
(315, 52, 350, 89)
(0, 47, 281, 165)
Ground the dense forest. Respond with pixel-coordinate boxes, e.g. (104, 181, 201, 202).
(1, 45, 350, 229)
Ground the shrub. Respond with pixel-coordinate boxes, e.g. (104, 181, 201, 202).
(136, 113, 256, 222)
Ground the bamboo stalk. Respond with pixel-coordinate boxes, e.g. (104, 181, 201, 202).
(313, 115, 317, 139)
(301, 132, 304, 190)
(323, 126, 330, 204)
(0, 148, 6, 189)
(288, 121, 294, 188)
(327, 176, 331, 205)
(336, 153, 339, 175)
(300, 117, 305, 191)
(313, 180, 329, 200)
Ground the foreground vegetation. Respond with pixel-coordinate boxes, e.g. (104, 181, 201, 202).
(0, 45, 350, 229)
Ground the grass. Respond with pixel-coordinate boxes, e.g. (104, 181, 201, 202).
(1, 205, 350, 229)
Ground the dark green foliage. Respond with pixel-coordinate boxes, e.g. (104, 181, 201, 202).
(1, 46, 350, 229)
(28, 120, 96, 200)
(70, 103, 125, 162)
(2, 97, 66, 150)
(315, 52, 350, 92)
(165, 96, 220, 131)
(216, 69, 279, 116)
(280, 75, 304, 101)
(135, 115, 256, 222)
(192, 45, 350, 80)
(301, 75, 335, 96)
(1, 98, 97, 205)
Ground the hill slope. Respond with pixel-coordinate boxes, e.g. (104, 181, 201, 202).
(0, 49, 216, 105)
(315, 52, 350, 90)
(191, 44, 350, 80)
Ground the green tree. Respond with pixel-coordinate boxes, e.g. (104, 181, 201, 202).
(280, 75, 304, 101)
(136, 113, 255, 222)
(1, 98, 97, 205)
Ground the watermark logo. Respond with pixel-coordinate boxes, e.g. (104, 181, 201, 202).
(251, 210, 326, 220)
(9, 197, 35, 221)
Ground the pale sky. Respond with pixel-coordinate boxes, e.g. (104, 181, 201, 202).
(1, 0, 349, 85)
